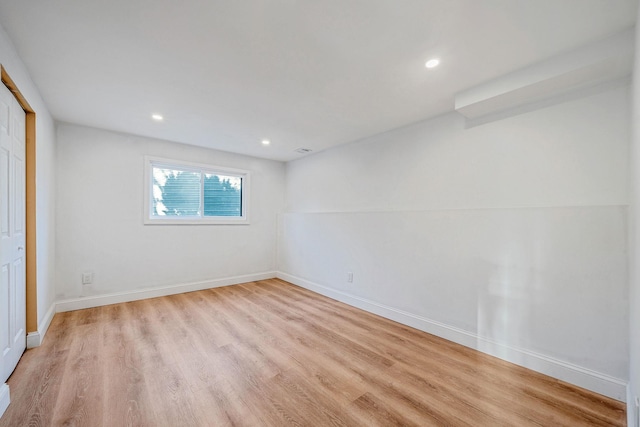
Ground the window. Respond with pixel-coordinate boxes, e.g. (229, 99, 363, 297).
(144, 156, 250, 224)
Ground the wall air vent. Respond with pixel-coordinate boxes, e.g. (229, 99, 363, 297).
(295, 148, 313, 154)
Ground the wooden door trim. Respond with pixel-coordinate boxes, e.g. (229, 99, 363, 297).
(1, 66, 37, 334)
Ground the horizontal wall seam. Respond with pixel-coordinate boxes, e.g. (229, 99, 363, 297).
(284, 203, 629, 215)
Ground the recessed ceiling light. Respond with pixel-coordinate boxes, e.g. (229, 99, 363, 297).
(261, 139, 270, 146)
(151, 114, 164, 121)
(425, 58, 440, 69)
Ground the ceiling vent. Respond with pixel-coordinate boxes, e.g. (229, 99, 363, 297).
(295, 148, 313, 154)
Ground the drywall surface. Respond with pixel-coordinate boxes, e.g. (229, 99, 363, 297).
(55, 124, 284, 299)
(0, 24, 57, 332)
(286, 88, 628, 212)
(281, 86, 630, 395)
(628, 16, 640, 427)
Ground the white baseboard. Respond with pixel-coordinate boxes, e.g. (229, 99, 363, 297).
(26, 332, 40, 350)
(0, 383, 9, 419)
(629, 385, 639, 427)
(56, 272, 277, 313)
(277, 271, 627, 402)
(26, 302, 56, 349)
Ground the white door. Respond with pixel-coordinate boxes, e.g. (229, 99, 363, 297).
(0, 82, 26, 383)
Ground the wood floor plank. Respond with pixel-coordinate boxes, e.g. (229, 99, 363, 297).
(125, 299, 207, 427)
(349, 392, 430, 427)
(261, 284, 556, 425)
(220, 287, 369, 406)
(0, 313, 75, 427)
(261, 279, 627, 425)
(0, 279, 627, 426)
(150, 292, 268, 426)
(100, 303, 158, 427)
(50, 319, 104, 426)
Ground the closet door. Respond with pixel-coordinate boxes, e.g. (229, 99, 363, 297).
(0, 82, 26, 383)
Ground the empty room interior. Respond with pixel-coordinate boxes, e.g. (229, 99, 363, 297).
(1, 0, 640, 426)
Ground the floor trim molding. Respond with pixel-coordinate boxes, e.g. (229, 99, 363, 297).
(277, 271, 627, 402)
(56, 272, 277, 313)
(26, 302, 56, 349)
(26, 332, 40, 350)
(0, 383, 9, 419)
(629, 385, 639, 427)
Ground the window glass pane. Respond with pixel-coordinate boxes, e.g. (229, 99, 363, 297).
(152, 167, 201, 216)
(203, 173, 242, 217)
(145, 157, 248, 224)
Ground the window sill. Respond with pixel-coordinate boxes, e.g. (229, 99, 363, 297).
(144, 218, 250, 225)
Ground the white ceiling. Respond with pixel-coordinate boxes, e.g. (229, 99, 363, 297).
(0, 1, 637, 161)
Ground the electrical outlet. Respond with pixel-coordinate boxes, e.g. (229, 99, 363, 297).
(347, 272, 353, 283)
(82, 272, 93, 285)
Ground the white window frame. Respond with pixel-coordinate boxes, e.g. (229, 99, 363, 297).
(144, 156, 250, 225)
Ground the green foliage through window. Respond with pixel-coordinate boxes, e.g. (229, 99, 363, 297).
(151, 166, 243, 218)
(203, 174, 242, 217)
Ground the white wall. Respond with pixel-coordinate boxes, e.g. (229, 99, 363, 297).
(0, 24, 56, 334)
(55, 124, 284, 300)
(280, 85, 630, 400)
(628, 13, 640, 427)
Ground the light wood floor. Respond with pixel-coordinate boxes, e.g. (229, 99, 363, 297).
(0, 279, 626, 426)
